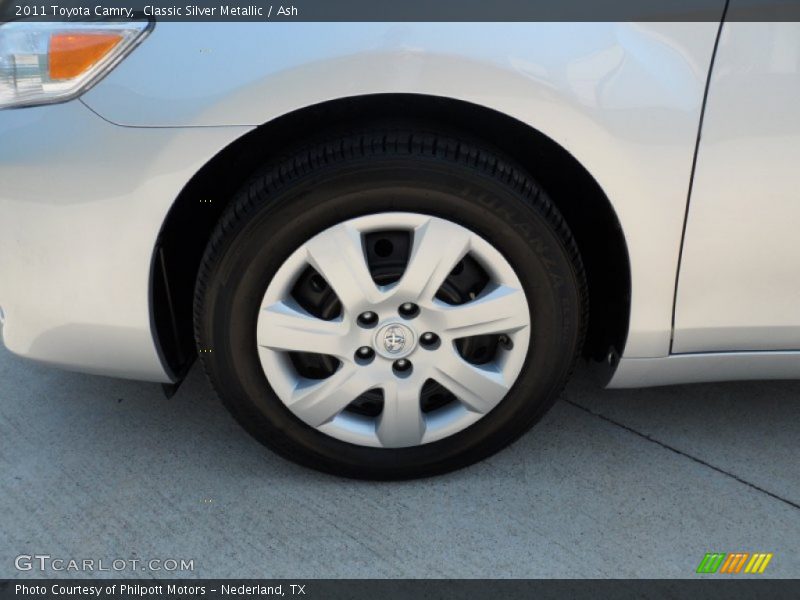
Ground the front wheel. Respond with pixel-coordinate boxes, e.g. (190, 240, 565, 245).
(194, 128, 587, 479)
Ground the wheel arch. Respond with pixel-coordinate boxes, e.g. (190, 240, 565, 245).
(151, 94, 630, 380)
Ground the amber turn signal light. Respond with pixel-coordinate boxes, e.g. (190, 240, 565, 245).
(49, 33, 123, 80)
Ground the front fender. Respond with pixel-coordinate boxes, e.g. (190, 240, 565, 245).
(82, 21, 723, 358)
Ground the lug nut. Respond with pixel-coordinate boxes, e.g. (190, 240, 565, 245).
(355, 346, 375, 364)
(498, 334, 514, 350)
(357, 311, 379, 328)
(398, 302, 419, 319)
(420, 332, 440, 349)
(392, 359, 413, 376)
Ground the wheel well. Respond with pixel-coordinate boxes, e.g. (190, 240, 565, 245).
(152, 94, 630, 379)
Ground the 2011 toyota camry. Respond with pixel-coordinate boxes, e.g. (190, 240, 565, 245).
(1, 13, 796, 478)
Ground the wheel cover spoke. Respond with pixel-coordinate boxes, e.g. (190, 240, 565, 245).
(376, 379, 426, 447)
(304, 222, 382, 313)
(394, 217, 471, 301)
(437, 285, 529, 338)
(288, 366, 375, 427)
(432, 351, 510, 414)
(258, 300, 349, 359)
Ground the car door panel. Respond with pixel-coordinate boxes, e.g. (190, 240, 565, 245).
(674, 21, 800, 353)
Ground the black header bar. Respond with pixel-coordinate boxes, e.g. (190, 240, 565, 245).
(3, 579, 800, 600)
(3, 0, 800, 22)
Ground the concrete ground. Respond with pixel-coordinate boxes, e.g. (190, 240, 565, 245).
(1, 345, 798, 579)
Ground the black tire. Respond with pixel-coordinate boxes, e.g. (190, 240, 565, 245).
(194, 127, 587, 479)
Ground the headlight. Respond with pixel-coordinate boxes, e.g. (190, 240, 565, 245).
(0, 21, 151, 109)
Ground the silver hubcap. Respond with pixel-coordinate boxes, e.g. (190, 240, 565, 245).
(256, 213, 531, 448)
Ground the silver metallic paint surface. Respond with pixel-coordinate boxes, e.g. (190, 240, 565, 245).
(0, 102, 251, 381)
(674, 22, 800, 353)
(610, 352, 800, 388)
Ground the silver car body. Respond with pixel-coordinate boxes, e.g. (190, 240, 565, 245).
(2, 20, 799, 387)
